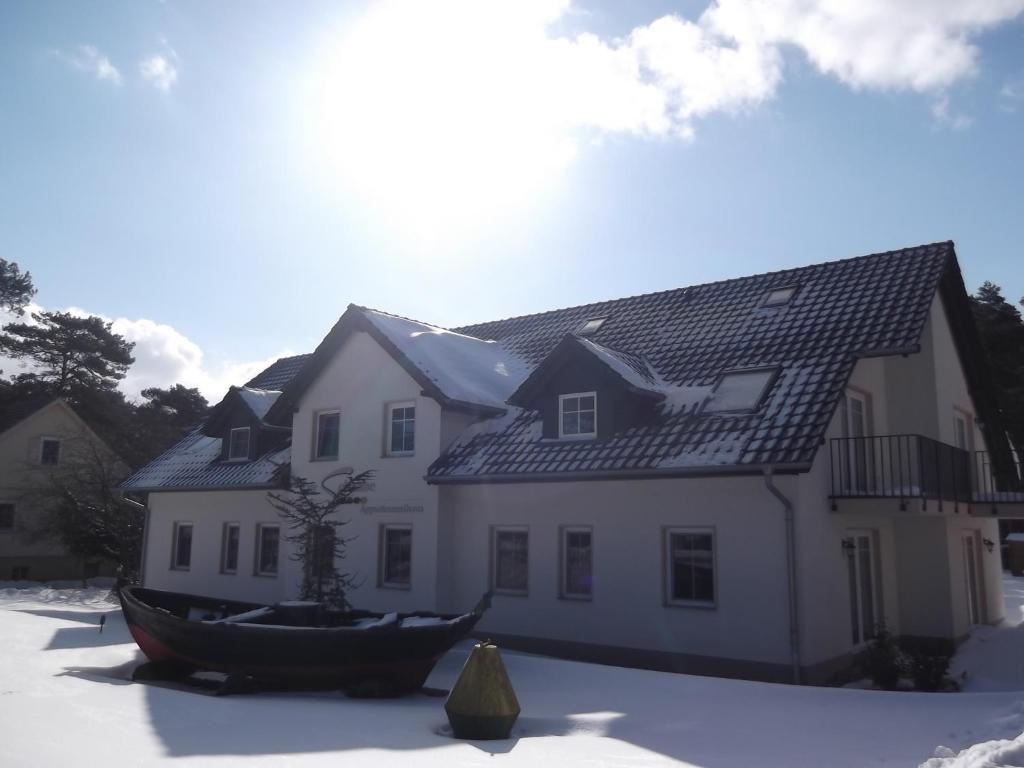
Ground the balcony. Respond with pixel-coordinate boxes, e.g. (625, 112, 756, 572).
(829, 435, 1024, 516)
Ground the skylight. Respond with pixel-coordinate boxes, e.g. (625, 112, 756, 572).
(762, 286, 798, 308)
(578, 317, 607, 336)
(704, 369, 777, 413)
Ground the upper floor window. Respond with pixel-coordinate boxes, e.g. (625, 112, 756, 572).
(704, 369, 776, 414)
(761, 285, 798, 308)
(227, 427, 251, 461)
(665, 528, 715, 607)
(40, 437, 61, 466)
(0, 503, 14, 531)
(841, 390, 870, 439)
(954, 410, 972, 451)
(314, 410, 341, 460)
(387, 402, 416, 456)
(559, 392, 596, 439)
(171, 521, 193, 570)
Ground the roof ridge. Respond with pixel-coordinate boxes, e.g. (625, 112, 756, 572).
(354, 304, 492, 342)
(454, 240, 954, 333)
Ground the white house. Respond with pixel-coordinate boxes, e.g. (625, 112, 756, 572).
(122, 241, 1024, 683)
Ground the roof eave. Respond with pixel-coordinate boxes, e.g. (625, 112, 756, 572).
(426, 461, 812, 485)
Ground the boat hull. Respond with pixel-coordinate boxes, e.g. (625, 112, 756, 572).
(119, 587, 485, 691)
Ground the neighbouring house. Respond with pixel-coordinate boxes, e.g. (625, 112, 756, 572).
(122, 241, 1024, 683)
(0, 397, 124, 581)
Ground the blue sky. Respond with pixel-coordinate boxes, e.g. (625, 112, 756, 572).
(1, 0, 1023, 400)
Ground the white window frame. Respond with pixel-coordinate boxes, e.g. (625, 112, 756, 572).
(171, 521, 193, 571)
(559, 525, 593, 600)
(558, 392, 597, 439)
(39, 436, 62, 466)
(378, 524, 413, 589)
(227, 427, 251, 461)
(0, 502, 15, 531)
(220, 522, 240, 574)
(313, 409, 341, 461)
(386, 401, 416, 457)
(578, 317, 607, 336)
(254, 523, 280, 577)
(663, 527, 717, 608)
(954, 408, 973, 452)
(761, 285, 798, 308)
(491, 526, 529, 596)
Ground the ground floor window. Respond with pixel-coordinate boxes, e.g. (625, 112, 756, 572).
(560, 526, 593, 599)
(0, 503, 14, 530)
(220, 522, 240, 574)
(844, 530, 880, 645)
(379, 525, 412, 587)
(171, 522, 193, 570)
(255, 524, 280, 576)
(664, 528, 715, 606)
(11, 565, 29, 580)
(492, 527, 529, 594)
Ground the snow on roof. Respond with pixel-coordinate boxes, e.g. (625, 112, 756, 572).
(119, 429, 288, 492)
(576, 338, 663, 392)
(361, 308, 530, 409)
(236, 387, 281, 421)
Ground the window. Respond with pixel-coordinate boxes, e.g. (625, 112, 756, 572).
(40, 437, 61, 466)
(761, 285, 798, 308)
(578, 317, 607, 336)
(171, 522, 193, 570)
(220, 522, 240, 574)
(954, 410, 972, 451)
(559, 392, 597, 439)
(255, 524, 280, 576)
(314, 411, 340, 460)
(228, 427, 251, 461)
(491, 528, 528, 594)
(379, 525, 412, 588)
(304, 524, 336, 587)
(665, 529, 715, 606)
(0, 503, 13, 530)
(704, 369, 776, 413)
(560, 527, 593, 599)
(387, 402, 416, 455)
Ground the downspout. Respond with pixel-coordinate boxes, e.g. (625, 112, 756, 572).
(764, 468, 802, 684)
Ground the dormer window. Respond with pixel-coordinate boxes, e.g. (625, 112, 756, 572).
(227, 427, 251, 461)
(577, 317, 607, 336)
(704, 369, 777, 414)
(559, 392, 597, 438)
(761, 285, 797, 308)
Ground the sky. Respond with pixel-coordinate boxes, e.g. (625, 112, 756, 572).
(1, 0, 1023, 403)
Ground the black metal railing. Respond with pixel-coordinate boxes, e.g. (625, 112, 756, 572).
(972, 451, 1024, 503)
(829, 435, 971, 507)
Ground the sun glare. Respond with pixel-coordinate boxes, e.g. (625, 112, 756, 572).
(305, 1, 577, 245)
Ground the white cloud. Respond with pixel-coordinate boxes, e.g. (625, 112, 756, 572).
(56, 45, 122, 85)
(931, 94, 973, 130)
(139, 54, 178, 92)
(306, 0, 1022, 235)
(1, 304, 290, 404)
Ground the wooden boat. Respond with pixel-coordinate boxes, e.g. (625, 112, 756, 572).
(118, 586, 491, 692)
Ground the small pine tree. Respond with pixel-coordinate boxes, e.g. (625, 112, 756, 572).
(267, 469, 374, 609)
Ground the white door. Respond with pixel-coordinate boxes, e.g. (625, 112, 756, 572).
(962, 533, 982, 626)
(841, 391, 870, 493)
(845, 530, 880, 646)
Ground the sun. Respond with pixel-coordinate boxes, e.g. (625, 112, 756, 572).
(301, 1, 577, 245)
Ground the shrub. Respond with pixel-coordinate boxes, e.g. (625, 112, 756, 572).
(864, 625, 906, 690)
(908, 653, 951, 692)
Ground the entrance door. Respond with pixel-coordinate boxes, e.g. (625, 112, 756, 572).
(962, 533, 983, 626)
(841, 391, 870, 493)
(845, 531, 880, 645)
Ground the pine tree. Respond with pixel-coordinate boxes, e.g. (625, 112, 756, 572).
(970, 282, 1024, 454)
(0, 311, 135, 392)
(0, 258, 35, 315)
(267, 469, 375, 609)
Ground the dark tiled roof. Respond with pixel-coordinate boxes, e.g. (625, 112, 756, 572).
(120, 429, 289, 492)
(246, 354, 312, 390)
(429, 242, 956, 479)
(122, 356, 307, 492)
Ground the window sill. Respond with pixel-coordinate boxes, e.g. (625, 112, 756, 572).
(170, 566, 191, 572)
(383, 452, 415, 459)
(554, 434, 596, 442)
(558, 593, 593, 602)
(378, 582, 412, 591)
(492, 588, 528, 597)
(219, 570, 237, 576)
(253, 572, 279, 578)
(311, 456, 339, 462)
(664, 599, 716, 610)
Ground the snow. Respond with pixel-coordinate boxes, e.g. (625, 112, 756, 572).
(6, 580, 1024, 767)
(575, 338, 662, 393)
(236, 387, 281, 421)
(361, 308, 530, 409)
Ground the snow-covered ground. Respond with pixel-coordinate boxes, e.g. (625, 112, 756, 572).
(4, 581, 1024, 767)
